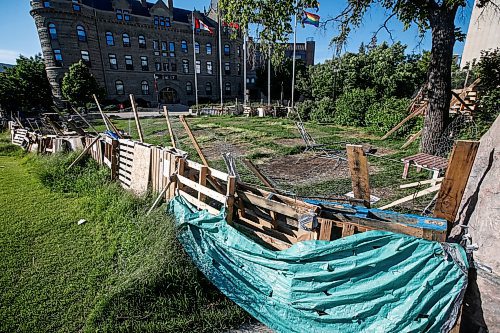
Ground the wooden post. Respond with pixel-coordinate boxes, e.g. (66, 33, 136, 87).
(110, 139, 118, 180)
(163, 106, 176, 148)
(67, 135, 100, 170)
(198, 166, 208, 202)
(179, 115, 209, 166)
(346, 144, 371, 208)
(93, 94, 111, 132)
(242, 159, 275, 190)
(129, 94, 144, 142)
(381, 108, 423, 140)
(401, 129, 422, 149)
(226, 176, 236, 225)
(434, 140, 480, 226)
(177, 157, 185, 192)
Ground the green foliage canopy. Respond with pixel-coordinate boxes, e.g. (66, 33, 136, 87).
(61, 60, 104, 107)
(0, 55, 53, 113)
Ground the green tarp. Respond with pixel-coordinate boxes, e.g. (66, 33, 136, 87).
(168, 196, 468, 333)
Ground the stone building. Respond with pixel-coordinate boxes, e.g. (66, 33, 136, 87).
(30, 0, 244, 106)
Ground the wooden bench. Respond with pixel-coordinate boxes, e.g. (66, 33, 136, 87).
(401, 153, 448, 181)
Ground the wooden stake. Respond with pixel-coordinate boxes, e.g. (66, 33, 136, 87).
(70, 106, 99, 134)
(434, 140, 480, 224)
(401, 129, 422, 149)
(242, 159, 275, 190)
(179, 115, 208, 166)
(147, 178, 174, 216)
(163, 106, 176, 148)
(93, 94, 111, 132)
(346, 145, 371, 208)
(381, 108, 423, 140)
(67, 135, 100, 170)
(129, 94, 144, 142)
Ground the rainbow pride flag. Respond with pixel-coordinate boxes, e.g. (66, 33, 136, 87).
(302, 11, 320, 27)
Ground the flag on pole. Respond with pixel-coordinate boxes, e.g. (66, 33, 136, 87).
(223, 21, 240, 30)
(302, 11, 320, 27)
(195, 18, 213, 34)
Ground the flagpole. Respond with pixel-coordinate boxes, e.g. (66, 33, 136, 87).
(218, 11, 224, 108)
(291, 1, 298, 112)
(192, 11, 199, 113)
(243, 27, 248, 106)
(268, 48, 271, 107)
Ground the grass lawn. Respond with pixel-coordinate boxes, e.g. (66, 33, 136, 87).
(0, 136, 247, 333)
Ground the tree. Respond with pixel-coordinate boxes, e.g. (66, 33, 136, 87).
(255, 58, 306, 102)
(61, 61, 104, 107)
(0, 55, 53, 114)
(219, 0, 496, 154)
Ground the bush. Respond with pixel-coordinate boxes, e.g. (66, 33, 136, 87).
(310, 97, 335, 122)
(334, 88, 376, 126)
(366, 97, 413, 136)
(295, 99, 315, 121)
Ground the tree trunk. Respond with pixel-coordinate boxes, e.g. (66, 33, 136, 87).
(420, 6, 458, 155)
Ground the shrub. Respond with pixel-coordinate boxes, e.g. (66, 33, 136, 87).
(295, 99, 315, 121)
(366, 97, 413, 137)
(310, 97, 335, 122)
(334, 88, 376, 126)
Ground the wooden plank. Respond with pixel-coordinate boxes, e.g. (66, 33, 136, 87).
(400, 177, 444, 189)
(129, 94, 144, 142)
(236, 215, 298, 244)
(434, 140, 480, 223)
(93, 94, 111, 132)
(242, 159, 275, 189)
(163, 106, 177, 148)
(179, 116, 209, 166)
(238, 191, 302, 219)
(177, 174, 227, 204)
(67, 136, 100, 170)
(346, 145, 371, 208)
(226, 176, 236, 225)
(318, 220, 334, 241)
(379, 184, 441, 210)
(178, 190, 220, 215)
(130, 144, 151, 195)
(401, 129, 422, 149)
(233, 223, 291, 251)
(342, 224, 356, 237)
(118, 175, 132, 187)
(198, 166, 208, 202)
(381, 107, 423, 140)
(185, 159, 229, 182)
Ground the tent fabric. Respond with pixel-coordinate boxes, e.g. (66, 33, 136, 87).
(168, 196, 468, 333)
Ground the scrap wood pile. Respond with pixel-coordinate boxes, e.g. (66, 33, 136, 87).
(6, 93, 479, 332)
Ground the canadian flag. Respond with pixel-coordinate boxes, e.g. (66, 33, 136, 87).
(195, 18, 213, 34)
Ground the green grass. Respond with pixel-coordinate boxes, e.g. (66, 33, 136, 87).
(0, 136, 247, 333)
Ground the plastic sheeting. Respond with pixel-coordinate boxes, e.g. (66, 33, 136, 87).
(168, 196, 468, 333)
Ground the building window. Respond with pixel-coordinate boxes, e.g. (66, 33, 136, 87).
(76, 25, 87, 42)
(237, 63, 241, 75)
(109, 54, 117, 70)
(161, 41, 167, 51)
(48, 23, 57, 40)
(206, 43, 212, 55)
(53, 49, 62, 67)
(163, 62, 169, 72)
(153, 40, 159, 50)
(165, 17, 171, 27)
(72, 0, 81, 11)
(116, 9, 123, 21)
(106, 32, 114, 46)
(115, 80, 124, 95)
(155, 62, 161, 71)
(195, 42, 200, 54)
(154, 16, 159, 27)
(140, 56, 149, 71)
(171, 61, 177, 72)
(169, 42, 175, 57)
(123, 10, 130, 21)
(182, 59, 189, 73)
(125, 55, 133, 70)
(206, 61, 213, 75)
(141, 80, 149, 95)
(225, 82, 231, 95)
(196, 60, 201, 74)
(224, 62, 230, 75)
(205, 82, 212, 95)
(237, 46, 241, 57)
(186, 81, 192, 95)
(181, 40, 188, 53)
(123, 33, 130, 47)
(43, 1, 51, 8)
(224, 44, 230, 56)
(81, 50, 90, 66)
(138, 35, 146, 48)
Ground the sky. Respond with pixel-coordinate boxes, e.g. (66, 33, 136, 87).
(0, 0, 476, 65)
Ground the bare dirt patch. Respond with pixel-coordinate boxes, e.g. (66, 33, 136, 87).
(202, 140, 252, 159)
(274, 138, 305, 147)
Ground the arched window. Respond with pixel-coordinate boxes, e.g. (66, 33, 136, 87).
(138, 35, 146, 48)
(122, 33, 130, 47)
(141, 80, 149, 95)
(186, 81, 193, 95)
(224, 82, 231, 95)
(195, 42, 200, 54)
(224, 44, 230, 56)
(115, 80, 124, 95)
(182, 59, 189, 73)
(48, 23, 57, 40)
(105, 32, 114, 46)
(76, 25, 86, 42)
(205, 82, 212, 95)
(206, 43, 212, 55)
(181, 40, 188, 53)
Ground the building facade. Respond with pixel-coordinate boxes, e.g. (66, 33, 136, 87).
(30, 0, 244, 106)
(460, 0, 500, 68)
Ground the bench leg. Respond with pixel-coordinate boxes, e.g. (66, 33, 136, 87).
(402, 162, 410, 179)
(431, 169, 440, 186)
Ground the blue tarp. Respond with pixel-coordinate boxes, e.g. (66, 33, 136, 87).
(168, 195, 468, 333)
